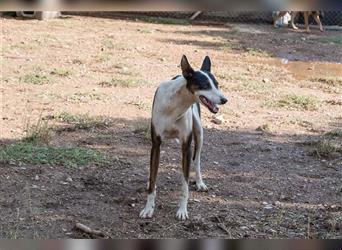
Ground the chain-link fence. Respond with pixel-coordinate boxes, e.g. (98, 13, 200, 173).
(7, 11, 342, 25)
(121, 11, 342, 26)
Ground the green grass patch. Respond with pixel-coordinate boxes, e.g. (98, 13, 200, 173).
(20, 72, 52, 85)
(0, 142, 109, 167)
(325, 129, 342, 138)
(318, 36, 342, 45)
(50, 68, 71, 77)
(266, 94, 319, 110)
(55, 112, 111, 130)
(313, 140, 341, 158)
(138, 16, 190, 25)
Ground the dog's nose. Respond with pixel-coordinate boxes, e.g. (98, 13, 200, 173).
(220, 97, 228, 104)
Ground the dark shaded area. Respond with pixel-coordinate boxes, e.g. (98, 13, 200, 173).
(0, 116, 340, 239)
(162, 26, 342, 63)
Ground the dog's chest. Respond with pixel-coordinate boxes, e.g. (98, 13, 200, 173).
(153, 111, 192, 140)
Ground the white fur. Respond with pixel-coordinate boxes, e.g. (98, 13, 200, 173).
(139, 190, 156, 218)
(176, 176, 189, 220)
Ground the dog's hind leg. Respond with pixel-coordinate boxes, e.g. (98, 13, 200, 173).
(140, 123, 161, 218)
(176, 133, 192, 220)
(192, 105, 208, 192)
(313, 12, 324, 32)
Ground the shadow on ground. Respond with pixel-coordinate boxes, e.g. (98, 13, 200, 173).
(0, 116, 341, 239)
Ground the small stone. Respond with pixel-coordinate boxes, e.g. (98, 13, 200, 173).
(34, 175, 40, 181)
(32, 185, 39, 189)
(213, 161, 219, 165)
(130, 203, 135, 208)
(211, 114, 225, 125)
(262, 78, 270, 83)
(264, 204, 273, 209)
(262, 201, 268, 205)
(240, 226, 248, 230)
(193, 199, 200, 202)
(281, 58, 288, 64)
(66, 177, 73, 182)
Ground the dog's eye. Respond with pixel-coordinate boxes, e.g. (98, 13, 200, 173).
(198, 81, 211, 90)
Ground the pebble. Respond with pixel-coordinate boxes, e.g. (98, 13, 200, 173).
(34, 175, 40, 181)
(66, 177, 73, 182)
(211, 114, 225, 125)
(281, 58, 289, 64)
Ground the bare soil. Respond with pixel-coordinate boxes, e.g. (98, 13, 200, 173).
(1, 15, 341, 239)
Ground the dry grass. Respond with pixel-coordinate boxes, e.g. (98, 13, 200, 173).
(23, 116, 52, 144)
(266, 94, 320, 110)
(54, 112, 111, 130)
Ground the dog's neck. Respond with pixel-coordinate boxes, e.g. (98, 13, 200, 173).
(168, 77, 196, 120)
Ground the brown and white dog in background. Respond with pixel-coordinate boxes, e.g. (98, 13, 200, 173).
(273, 11, 324, 32)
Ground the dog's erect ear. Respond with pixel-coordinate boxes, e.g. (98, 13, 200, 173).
(181, 55, 194, 79)
(200, 56, 211, 72)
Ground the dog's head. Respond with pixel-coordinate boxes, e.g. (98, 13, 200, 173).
(181, 55, 227, 114)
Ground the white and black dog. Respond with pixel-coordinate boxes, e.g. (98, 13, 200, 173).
(140, 55, 227, 220)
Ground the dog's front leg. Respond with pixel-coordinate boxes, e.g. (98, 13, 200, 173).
(140, 125, 161, 218)
(304, 12, 310, 32)
(291, 11, 299, 30)
(176, 134, 192, 220)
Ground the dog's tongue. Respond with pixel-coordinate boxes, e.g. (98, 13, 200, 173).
(212, 105, 219, 113)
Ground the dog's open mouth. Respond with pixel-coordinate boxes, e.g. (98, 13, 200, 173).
(199, 95, 219, 114)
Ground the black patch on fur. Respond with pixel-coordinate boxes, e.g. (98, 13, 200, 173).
(206, 71, 219, 89)
(186, 71, 212, 93)
(171, 75, 181, 80)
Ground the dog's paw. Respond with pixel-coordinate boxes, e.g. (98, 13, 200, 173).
(176, 208, 189, 220)
(139, 206, 154, 218)
(196, 181, 208, 192)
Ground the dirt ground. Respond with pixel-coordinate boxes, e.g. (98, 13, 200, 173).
(1, 14, 341, 239)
